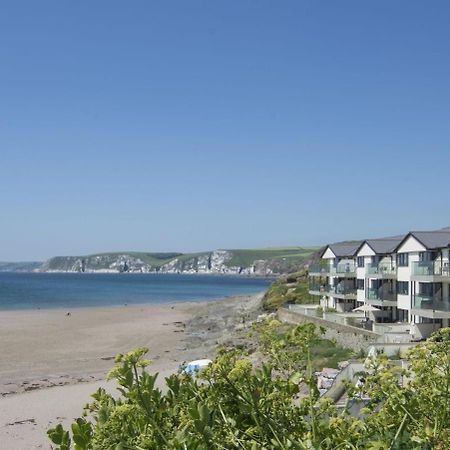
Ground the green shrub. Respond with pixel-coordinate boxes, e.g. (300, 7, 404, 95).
(48, 327, 450, 450)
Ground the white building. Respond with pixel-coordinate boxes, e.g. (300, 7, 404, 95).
(309, 242, 361, 313)
(309, 228, 450, 338)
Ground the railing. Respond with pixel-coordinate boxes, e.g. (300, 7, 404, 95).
(308, 264, 329, 275)
(309, 283, 328, 293)
(413, 294, 450, 312)
(309, 284, 356, 296)
(411, 261, 450, 277)
(333, 262, 356, 275)
(329, 285, 357, 296)
(309, 262, 356, 276)
(366, 262, 396, 276)
(367, 288, 396, 301)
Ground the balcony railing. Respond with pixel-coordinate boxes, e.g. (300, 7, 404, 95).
(308, 264, 329, 275)
(413, 294, 450, 312)
(329, 285, 357, 296)
(411, 261, 450, 277)
(309, 262, 356, 276)
(309, 283, 328, 293)
(367, 288, 396, 302)
(308, 284, 356, 296)
(366, 262, 397, 276)
(333, 262, 356, 276)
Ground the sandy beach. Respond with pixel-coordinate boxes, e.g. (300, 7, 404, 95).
(0, 294, 264, 449)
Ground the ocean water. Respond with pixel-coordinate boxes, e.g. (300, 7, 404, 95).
(0, 272, 272, 310)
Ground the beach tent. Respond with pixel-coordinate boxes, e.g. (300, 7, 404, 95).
(183, 359, 212, 376)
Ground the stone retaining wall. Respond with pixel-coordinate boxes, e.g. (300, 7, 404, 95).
(277, 308, 380, 352)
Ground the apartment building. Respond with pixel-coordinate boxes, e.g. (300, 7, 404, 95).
(309, 242, 361, 312)
(309, 228, 450, 338)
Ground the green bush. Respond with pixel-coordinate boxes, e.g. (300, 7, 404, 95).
(48, 327, 450, 450)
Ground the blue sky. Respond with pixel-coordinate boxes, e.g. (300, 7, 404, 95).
(1, 1, 450, 260)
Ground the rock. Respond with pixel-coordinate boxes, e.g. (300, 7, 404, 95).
(338, 361, 350, 370)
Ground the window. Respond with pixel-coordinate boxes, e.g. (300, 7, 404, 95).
(371, 256, 381, 265)
(419, 251, 437, 262)
(357, 257, 364, 268)
(397, 281, 409, 295)
(397, 253, 409, 267)
(357, 279, 364, 290)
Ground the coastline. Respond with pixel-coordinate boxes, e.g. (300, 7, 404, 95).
(0, 293, 265, 450)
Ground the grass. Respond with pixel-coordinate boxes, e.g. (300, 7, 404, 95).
(224, 247, 318, 268)
(311, 339, 353, 370)
(262, 270, 318, 311)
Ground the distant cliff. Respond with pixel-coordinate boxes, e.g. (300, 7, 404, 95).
(37, 248, 320, 276)
(0, 261, 42, 272)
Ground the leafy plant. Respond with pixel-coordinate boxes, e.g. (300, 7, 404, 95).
(48, 326, 450, 449)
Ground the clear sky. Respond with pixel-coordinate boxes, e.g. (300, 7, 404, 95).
(1, 1, 450, 261)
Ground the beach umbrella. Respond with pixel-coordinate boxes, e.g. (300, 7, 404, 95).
(353, 303, 381, 319)
(353, 304, 381, 313)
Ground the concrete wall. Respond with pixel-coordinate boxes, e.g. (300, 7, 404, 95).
(278, 308, 379, 352)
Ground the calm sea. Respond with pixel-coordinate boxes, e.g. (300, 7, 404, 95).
(0, 272, 271, 310)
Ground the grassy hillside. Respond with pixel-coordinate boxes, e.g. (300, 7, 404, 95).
(223, 247, 318, 268)
(262, 270, 317, 311)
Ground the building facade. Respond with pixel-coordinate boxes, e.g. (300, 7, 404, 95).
(309, 228, 450, 338)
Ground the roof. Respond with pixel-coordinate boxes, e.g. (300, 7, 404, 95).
(322, 226, 450, 258)
(321, 241, 362, 258)
(358, 237, 403, 255)
(394, 230, 450, 251)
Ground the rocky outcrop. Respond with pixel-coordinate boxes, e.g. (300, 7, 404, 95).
(37, 247, 316, 276)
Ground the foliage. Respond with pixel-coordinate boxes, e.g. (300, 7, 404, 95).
(225, 248, 318, 270)
(48, 326, 450, 450)
(263, 271, 317, 311)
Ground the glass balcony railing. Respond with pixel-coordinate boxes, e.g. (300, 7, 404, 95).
(411, 261, 450, 277)
(413, 294, 450, 312)
(309, 284, 328, 293)
(329, 285, 357, 296)
(309, 262, 356, 276)
(333, 263, 356, 275)
(308, 264, 329, 274)
(366, 263, 397, 276)
(367, 288, 396, 301)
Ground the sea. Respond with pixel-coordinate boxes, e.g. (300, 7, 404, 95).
(0, 272, 272, 310)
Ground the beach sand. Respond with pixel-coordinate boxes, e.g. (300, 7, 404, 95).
(0, 293, 264, 449)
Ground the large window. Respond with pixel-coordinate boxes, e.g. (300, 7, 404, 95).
(357, 279, 365, 290)
(419, 251, 437, 262)
(357, 257, 364, 268)
(397, 281, 409, 295)
(397, 253, 409, 267)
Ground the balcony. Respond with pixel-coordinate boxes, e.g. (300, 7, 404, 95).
(308, 264, 330, 276)
(308, 283, 328, 296)
(332, 262, 356, 277)
(412, 294, 450, 318)
(411, 261, 450, 280)
(309, 262, 356, 277)
(367, 288, 397, 307)
(308, 284, 357, 299)
(329, 285, 357, 299)
(366, 262, 397, 278)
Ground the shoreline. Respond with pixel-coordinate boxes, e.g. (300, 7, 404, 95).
(0, 293, 265, 450)
(10, 270, 277, 279)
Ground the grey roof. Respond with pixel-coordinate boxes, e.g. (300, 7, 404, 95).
(361, 237, 403, 255)
(403, 231, 450, 250)
(322, 226, 450, 258)
(324, 241, 362, 257)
